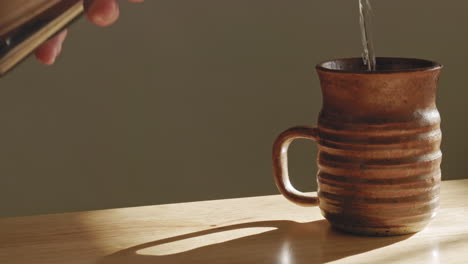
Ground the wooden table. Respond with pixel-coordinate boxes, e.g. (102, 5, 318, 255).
(1, 180, 467, 264)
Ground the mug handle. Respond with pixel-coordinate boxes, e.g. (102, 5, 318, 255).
(273, 126, 319, 207)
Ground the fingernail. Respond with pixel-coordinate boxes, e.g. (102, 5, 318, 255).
(92, 14, 106, 25)
(46, 56, 55, 65)
(90, 12, 116, 27)
(88, 0, 119, 26)
(49, 46, 60, 64)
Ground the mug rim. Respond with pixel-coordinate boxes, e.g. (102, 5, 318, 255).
(316, 57, 443, 74)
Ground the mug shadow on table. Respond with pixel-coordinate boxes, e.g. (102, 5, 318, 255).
(98, 220, 411, 264)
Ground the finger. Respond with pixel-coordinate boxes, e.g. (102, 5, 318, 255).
(35, 30, 68, 65)
(85, 0, 144, 27)
(85, 0, 120, 27)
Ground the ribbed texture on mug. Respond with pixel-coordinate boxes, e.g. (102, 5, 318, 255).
(316, 115, 441, 234)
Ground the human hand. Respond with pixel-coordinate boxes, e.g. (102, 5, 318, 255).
(35, 0, 143, 65)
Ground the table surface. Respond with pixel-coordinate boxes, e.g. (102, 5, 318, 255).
(1, 179, 467, 264)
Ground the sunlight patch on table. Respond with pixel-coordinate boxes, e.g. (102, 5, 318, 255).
(137, 227, 277, 256)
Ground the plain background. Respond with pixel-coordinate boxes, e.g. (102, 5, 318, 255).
(1, 0, 467, 217)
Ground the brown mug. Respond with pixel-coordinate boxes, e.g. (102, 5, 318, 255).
(273, 58, 443, 236)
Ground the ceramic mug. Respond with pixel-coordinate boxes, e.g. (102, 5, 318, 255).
(272, 58, 443, 236)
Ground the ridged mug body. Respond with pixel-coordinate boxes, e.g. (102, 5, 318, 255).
(316, 63, 442, 236)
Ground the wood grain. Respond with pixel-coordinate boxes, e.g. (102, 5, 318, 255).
(0, 180, 467, 264)
(0, 0, 60, 36)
